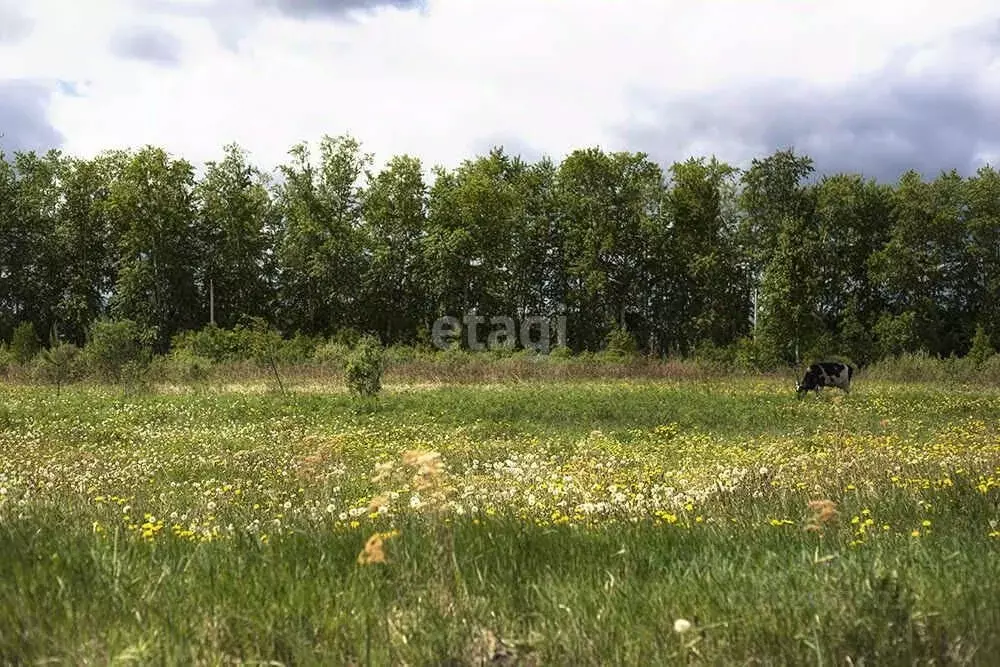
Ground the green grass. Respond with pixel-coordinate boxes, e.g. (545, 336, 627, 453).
(1, 378, 999, 665)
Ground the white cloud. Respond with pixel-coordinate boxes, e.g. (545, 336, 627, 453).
(1, 0, 998, 176)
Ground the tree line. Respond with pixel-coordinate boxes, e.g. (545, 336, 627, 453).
(1, 135, 998, 367)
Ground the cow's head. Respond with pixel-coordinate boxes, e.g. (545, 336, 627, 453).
(795, 369, 818, 397)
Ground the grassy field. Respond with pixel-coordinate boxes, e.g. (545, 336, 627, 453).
(1, 376, 999, 665)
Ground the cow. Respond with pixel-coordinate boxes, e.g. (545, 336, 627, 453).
(796, 362, 853, 398)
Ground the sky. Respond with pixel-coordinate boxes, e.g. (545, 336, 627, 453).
(1, 0, 999, 182)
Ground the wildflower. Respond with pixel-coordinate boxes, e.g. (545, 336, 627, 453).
(357, 530, 400, 566)
(805, 499, 838, 532)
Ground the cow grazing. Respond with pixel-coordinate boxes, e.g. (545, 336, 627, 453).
(796, 362, 853, 397)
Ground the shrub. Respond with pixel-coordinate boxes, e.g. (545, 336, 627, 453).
(32, 342, 81, 394)
(0, 343, 11, 374)
(548, 345, 573, 360)
(11, 321, 40, 364)
(278, 332, 322, 364)
(875, 312, 920, 358)
(171, 325, 247, 362)
(731, 336, 781, 372)
(692, 339, 734, 370)
(968, 324, 995, 367)
(331, 327, 362, 348)
(603, 326, 638, 358)
(164, 348, 214, 384)
(345, 335, 385, 398)
(238, 317, 286, 393)
(84, 318, 157, 387)
(314, 341, 352, 370)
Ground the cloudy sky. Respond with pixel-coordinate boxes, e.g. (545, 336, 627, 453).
(1, 0, 999, 181)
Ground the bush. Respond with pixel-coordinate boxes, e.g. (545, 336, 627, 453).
(171, 325, 247, 362)
(603, 326, 638, 358)
(731, 336, 781, 372)
(32, 342, 81, 393)
(278, 332, 322, 364)
(11, 321, 40, 364)
(238, 317, 286, 393)
(384, 344, 421, 366)
(548, 345, 573, 360)
(331, 327, 362, 348)
(344, 335, 385, 398)
(164, 348, 214, 384)
(968, 324, 995, 367)
(84, 318, 157, 386)
(313, 341, 352, 370)
(0, 343, 11, 374)
(692, 339, 734, 369)
(875, 312, 920, 358)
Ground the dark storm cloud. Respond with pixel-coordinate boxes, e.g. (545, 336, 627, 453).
(619, 32, 1000, 182)
(109, 25, 184, 66)
(0, 1, 33, 44)
(0, 80, 64, 155)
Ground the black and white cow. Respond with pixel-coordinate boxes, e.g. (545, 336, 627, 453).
(796, 362, 853, 397)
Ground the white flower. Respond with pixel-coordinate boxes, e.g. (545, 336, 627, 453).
(673, 618, 692, 633)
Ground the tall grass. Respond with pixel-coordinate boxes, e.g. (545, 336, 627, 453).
(1, 378, 999, 664)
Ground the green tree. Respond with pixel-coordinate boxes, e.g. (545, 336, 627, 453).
(738, 149, 815, 341)
(275, 135, 370, 335)
(51, 156, 116, 344)
(507, 157, 566, 325)
(665, 157, 748, 353)
(966, 166, 1000, 347)
(870, 170, 973, 356)
(968, 324, 994, 367)
(359, 154, 428, 343)
(105, 147, 201, 350)
(424, 148, 529, 327)
(0, 150, 63, 342)
(557, 148, 665, 352)
(812, 174, 893, 362)
(756, 215, 824, 364)
(194, 143, 277, 328)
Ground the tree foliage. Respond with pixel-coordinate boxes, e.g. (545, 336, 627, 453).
(1, 138, 998, 368)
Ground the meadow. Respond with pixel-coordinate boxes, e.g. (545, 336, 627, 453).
(1, 373, 999, 665)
